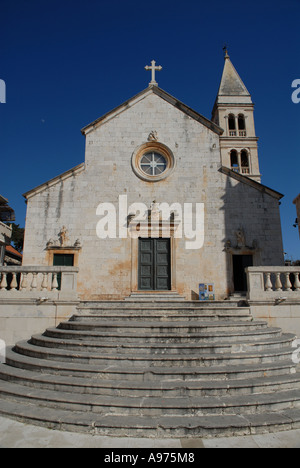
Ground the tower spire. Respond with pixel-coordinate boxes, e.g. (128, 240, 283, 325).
(211, 53, 261, 182)
(223, 44, 230, 59)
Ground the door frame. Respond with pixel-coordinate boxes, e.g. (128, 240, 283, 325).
(130, 224, 177, 293)
(138, 238, 171, 291)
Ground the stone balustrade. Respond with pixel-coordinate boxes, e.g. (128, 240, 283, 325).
(0, 266, 79, 300)
(246, 266, 300, 302)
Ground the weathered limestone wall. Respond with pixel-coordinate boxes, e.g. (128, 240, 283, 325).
(0, 300, 78, 346)
(22, 92, 284, 300)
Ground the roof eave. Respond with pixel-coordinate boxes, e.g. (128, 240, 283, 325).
(220, 166, 284, 200)
(81, 86, 224, 136)
(23, 163, 85, 200)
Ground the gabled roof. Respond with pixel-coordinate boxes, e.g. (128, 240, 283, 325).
(81, 85, 224, 136)
(220, 166, 284, 200)
(23, 163, 85, 199)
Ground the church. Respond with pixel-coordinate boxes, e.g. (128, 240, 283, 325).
(22, 52, 284, 301)
(1, 52, 300, 441)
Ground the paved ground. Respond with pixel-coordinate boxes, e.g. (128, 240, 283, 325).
(0, 416, 299, 448)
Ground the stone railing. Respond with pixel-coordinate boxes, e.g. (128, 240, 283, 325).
(246, 266, 300, 302)
(0, 266, 79, 300)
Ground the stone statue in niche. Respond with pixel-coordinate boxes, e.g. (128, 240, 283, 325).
(235, 229, 246, 248)
(59, 226, 70, 247)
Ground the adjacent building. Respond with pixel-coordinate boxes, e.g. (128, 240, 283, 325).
(0, 195, 15, 265)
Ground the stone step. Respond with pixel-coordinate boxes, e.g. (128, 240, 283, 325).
(0, 380, 300, 417)
(125, 292, 185, 302)
(13, 340, 294, 367)
(1, 364, 300, 398)
(44, 326, 283, 344)
(73, 311, 252, 322)
(5, 348, 297, 381)
(30, 333, 295, 355)
(79, 300, 243, 309)
(58, 319, 268, 334)
(0, 397, 299, 438)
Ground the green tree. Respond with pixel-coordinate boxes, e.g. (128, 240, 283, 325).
(7, 223, 25, 253)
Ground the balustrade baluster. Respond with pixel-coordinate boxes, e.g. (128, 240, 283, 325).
(264, 272, 273, 291)
(275, 272, 283, 291)
(284, 272, 292, 291)
(10, 273, 18, 291)
(31, 272, 38, 291)
(41, 272, 48, 291)
(20, 272, 28, 291)
(294, 272, 300, 291)
(0, 273, 7, 290)
(52, 273, 59, 291)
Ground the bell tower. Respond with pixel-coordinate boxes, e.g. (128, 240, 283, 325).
(212, 50, 261, 182)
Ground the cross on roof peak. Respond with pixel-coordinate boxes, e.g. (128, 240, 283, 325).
(145, 60, 162, 87)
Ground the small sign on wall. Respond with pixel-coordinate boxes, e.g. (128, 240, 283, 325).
(199, 283, 215, 301)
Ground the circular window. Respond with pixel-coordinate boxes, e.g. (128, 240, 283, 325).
(132, 142, 175, 182)
(140, 152, 167, 176)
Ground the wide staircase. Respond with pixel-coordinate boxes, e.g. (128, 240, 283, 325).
(0, 300, 300, 438)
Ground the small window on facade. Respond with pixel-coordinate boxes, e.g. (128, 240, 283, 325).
(238, 114, 246, 130)
(228, 114, 236, 130)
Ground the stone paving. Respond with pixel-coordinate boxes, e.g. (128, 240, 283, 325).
(0, 416, 299, 448)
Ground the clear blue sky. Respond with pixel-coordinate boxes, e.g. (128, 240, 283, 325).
(1, 0, 299, 260)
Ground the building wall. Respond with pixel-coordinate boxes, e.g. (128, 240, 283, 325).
(22, 92, 284, 300)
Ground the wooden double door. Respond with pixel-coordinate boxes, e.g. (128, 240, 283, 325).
(138, 238, 171, 291)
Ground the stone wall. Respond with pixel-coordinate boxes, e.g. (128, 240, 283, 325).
(22, 91, 284, 300)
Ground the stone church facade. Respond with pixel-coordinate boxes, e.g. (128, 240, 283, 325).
(22, 54, 284, 301)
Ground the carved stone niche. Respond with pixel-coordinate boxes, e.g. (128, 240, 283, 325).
(46, 227, 82, 251)
(224, 228, 259, 254)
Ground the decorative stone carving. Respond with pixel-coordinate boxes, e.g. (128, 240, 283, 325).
(46, 228, 82, 250)
(74, 239, 82, 248)
(225, 231, 259, 253)
(59, 226, 69, 247)
(147, 130, 158, 142)
(235, 228, 246, 248)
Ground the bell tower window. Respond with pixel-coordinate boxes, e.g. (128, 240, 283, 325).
(228, 114, 236, 136)
(230, 150, 239, 172)
(230, 149, 250, 174)
(241, 150, 250, 174)
(238, 114, 247, 136)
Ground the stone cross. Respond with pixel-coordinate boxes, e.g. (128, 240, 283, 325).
(145, 60, 162, 86)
